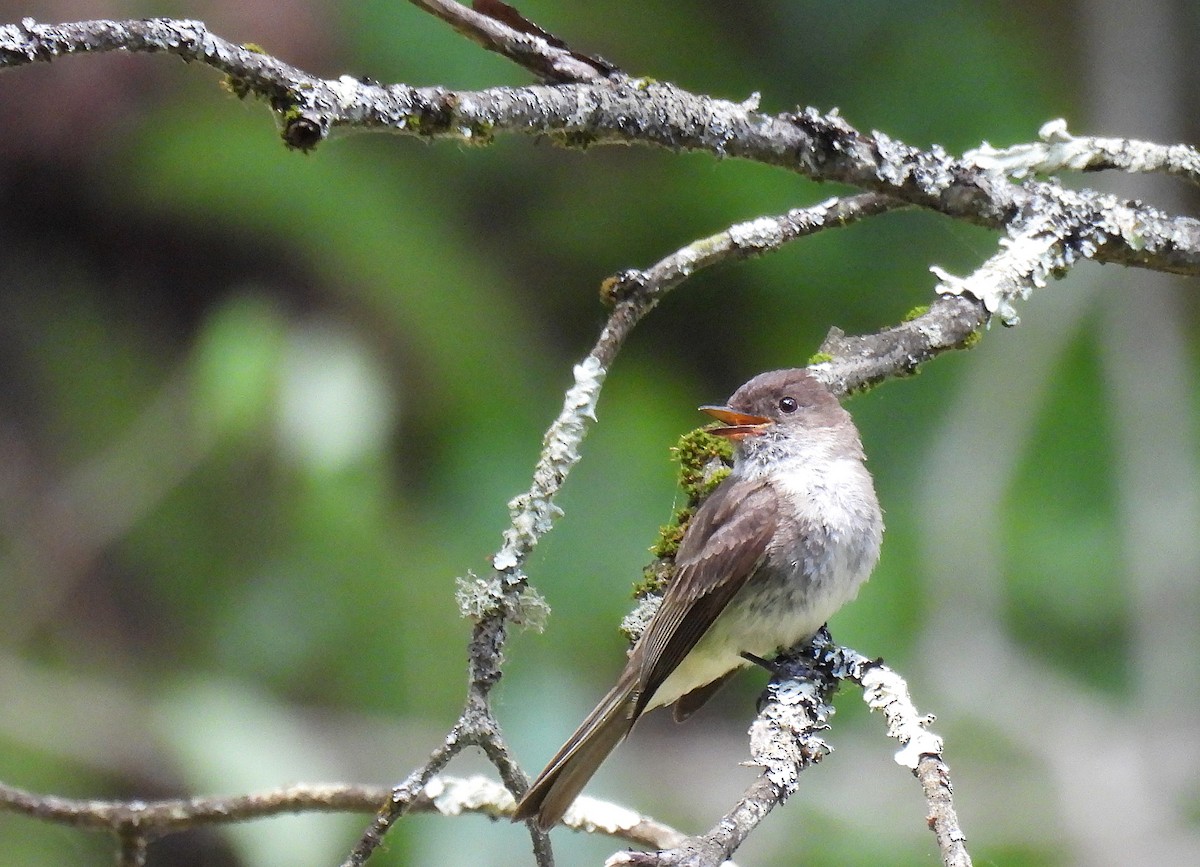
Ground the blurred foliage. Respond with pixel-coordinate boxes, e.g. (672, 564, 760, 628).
(0, 2, 1197, 866)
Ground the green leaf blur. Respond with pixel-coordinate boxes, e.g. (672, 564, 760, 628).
(0, 2, 1195, 866)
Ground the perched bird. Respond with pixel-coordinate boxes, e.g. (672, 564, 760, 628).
(513, 368, 883, 830)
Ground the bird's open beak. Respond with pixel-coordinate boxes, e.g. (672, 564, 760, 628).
(699, 405, 772, 440)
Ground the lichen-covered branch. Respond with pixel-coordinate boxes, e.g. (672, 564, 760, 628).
(602, 193, 904, 312)
(811, 294, 986, 397)
(605, 635, 839, 867)
(0, 774, 693, 856)
(967, 118, 1200, 185)
(834, 646, 972, 867)
(932, 229, 1065, 327)
(3, 18, 1200, 280)
(601, 632, 972, 867)
(0, 18, 300, 104)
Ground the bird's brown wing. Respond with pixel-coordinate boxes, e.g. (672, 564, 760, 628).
(671, 668, 739, 722)
(631, 475, 778, 716)
(513, 476, 778, 830)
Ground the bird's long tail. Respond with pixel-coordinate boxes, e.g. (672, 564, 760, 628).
(512, 670, 641, 830)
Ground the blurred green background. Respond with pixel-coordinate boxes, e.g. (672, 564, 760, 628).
(1, 1, 1198, 865)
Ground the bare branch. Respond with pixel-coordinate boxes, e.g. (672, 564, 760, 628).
(343, 731, 462, 866)
(405, 0, 615, 82)
(117, 831, 148, 867)
(915, 755, 973, 867)
(0, 779, 392, 833)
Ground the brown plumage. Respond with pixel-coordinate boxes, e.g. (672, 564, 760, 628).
(513, 369, 882, 830)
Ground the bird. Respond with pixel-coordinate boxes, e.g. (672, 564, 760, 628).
(512, 367, 883, 830)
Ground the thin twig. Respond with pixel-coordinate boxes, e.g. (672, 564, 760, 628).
(116, 830, 148, 867)
(405, 0, 614, 82)
(834, 646, 973, 867)
(915, 755, 973, 867)
(0, 780, 392, 831)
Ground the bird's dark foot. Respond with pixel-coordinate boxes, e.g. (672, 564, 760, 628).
(740, 650, 777, 672)
(741, 650, 822, 682)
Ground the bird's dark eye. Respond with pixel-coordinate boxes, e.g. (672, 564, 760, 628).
(779, 396, 798, 413)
